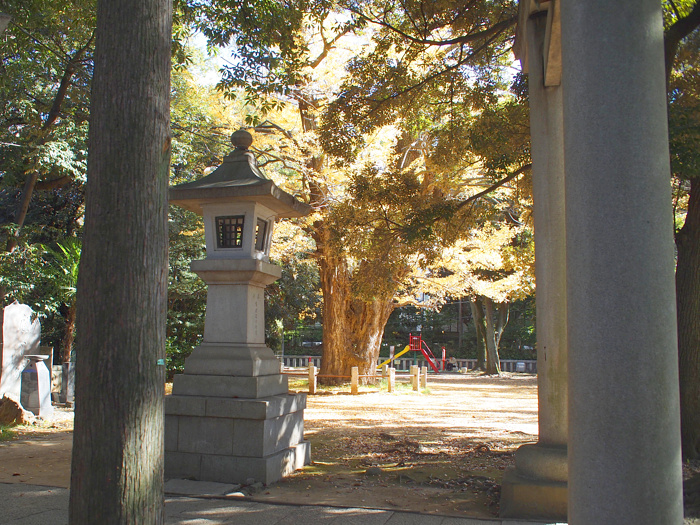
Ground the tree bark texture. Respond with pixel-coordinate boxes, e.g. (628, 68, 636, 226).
(677, 177, 700, 459)
(69, 0, 171, 523)
(316, 227, 395, 385)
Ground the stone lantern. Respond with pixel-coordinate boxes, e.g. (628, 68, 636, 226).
(165, 129, 311, 485)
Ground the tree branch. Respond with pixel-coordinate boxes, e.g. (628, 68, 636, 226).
(349, 7, 516, 48)
(364, 27, 510, 113)
(309, 22, 356, 69)
(43, 31, 95, 130)
(456, 163, 532, 211)
(35, 175, 72, 191)
(665, 2, 700, 81)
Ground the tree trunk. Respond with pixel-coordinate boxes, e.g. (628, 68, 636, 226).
(69, 0, 171, 523)
(315, 219, 400, 385)
(6, 172, 38, 252)
(317, 238, 352, 385)
(457, 299, 463, 352)
(316, 233, 395, 385)
(61, 302, 76, 363)
(495, 301, 510, 349)
(677, 176, 700, 460)
(346, 295, 395, 383)
(482, 296, 502, 375)
(470, 297, 487, 370)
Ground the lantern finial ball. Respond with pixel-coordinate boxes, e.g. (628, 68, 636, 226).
(231, 129, 253, 150)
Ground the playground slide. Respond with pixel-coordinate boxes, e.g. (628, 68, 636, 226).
(376, 345, 410, 369)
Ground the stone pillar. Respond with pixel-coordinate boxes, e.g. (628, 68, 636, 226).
(1, 301, 41, 399)
(560, 1, 683, 523)
(500, 11, 568, 520)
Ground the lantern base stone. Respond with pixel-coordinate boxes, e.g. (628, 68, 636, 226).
(165, 392, 310, 485)
(500, 444, 568, 521)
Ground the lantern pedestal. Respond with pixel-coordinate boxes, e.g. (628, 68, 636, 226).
(165, 262, 310, 485)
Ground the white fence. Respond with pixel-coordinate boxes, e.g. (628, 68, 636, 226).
(280, 355, 537, 373)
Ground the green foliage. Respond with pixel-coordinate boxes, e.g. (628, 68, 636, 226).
(167, 200, 207, 377)
(43, 237, 81, 302)
(175, 0, 343, 112)
(663, 0, 698, 28)
(265, 252, 322, 352)
(0, 0, 94, 189)
(0, 233, 81, 355)
(669, 30, 700, 182)
(0, 425, 17, 441)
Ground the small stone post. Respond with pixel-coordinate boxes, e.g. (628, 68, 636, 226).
(308, 365, 317, 395)
(381, 364, 388, 379)
(387, 368, 395, 393)
(410, 365, 419, 391)
(420, 366, 427, 390)
(351, 367, 359, 395)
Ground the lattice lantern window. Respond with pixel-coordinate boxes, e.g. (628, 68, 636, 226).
(216, 215, 245, 249)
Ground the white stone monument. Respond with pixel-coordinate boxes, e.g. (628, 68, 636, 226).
(165, 130, 311, 484)
(1, 301, 41, 399)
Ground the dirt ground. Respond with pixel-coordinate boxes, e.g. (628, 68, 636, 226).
(1, 372, 698, 520)
(0, 373, 537, 519)
(258, 372, 538, 519)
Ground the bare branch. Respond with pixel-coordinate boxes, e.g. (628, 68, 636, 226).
(665, 1, 700, 81)
(309, 21, 356, 69)
(363, 27, 511, 114)
(348, 7, 516, 48)
(456, 163, 532, 211)
(35, 175, 72, 190)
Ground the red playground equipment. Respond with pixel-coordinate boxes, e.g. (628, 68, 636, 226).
(409, 333, 441, 373)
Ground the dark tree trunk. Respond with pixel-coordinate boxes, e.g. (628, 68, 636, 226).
(6, 172, 38, 251)
(482, 296, 503, 375)
(470, 296, 508, 375)
(69, 0, 171, 523)
(470, 296, 487, 370)
(677, 177, 700, 460)
(61, 302, 76, 364)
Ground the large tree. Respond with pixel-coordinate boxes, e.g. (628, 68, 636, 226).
(180, 0, 524, 383)
(69, 0, 171, 522)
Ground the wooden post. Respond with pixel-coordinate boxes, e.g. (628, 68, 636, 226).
(351, 366, 359, 395)
(388, 367, 395, 393)
(411, 365, 419, 391)
(308, 365, 317, 395)
(420, 366, 428, 390)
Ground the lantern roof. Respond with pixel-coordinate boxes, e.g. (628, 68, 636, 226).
(169, 129, 311, 218)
